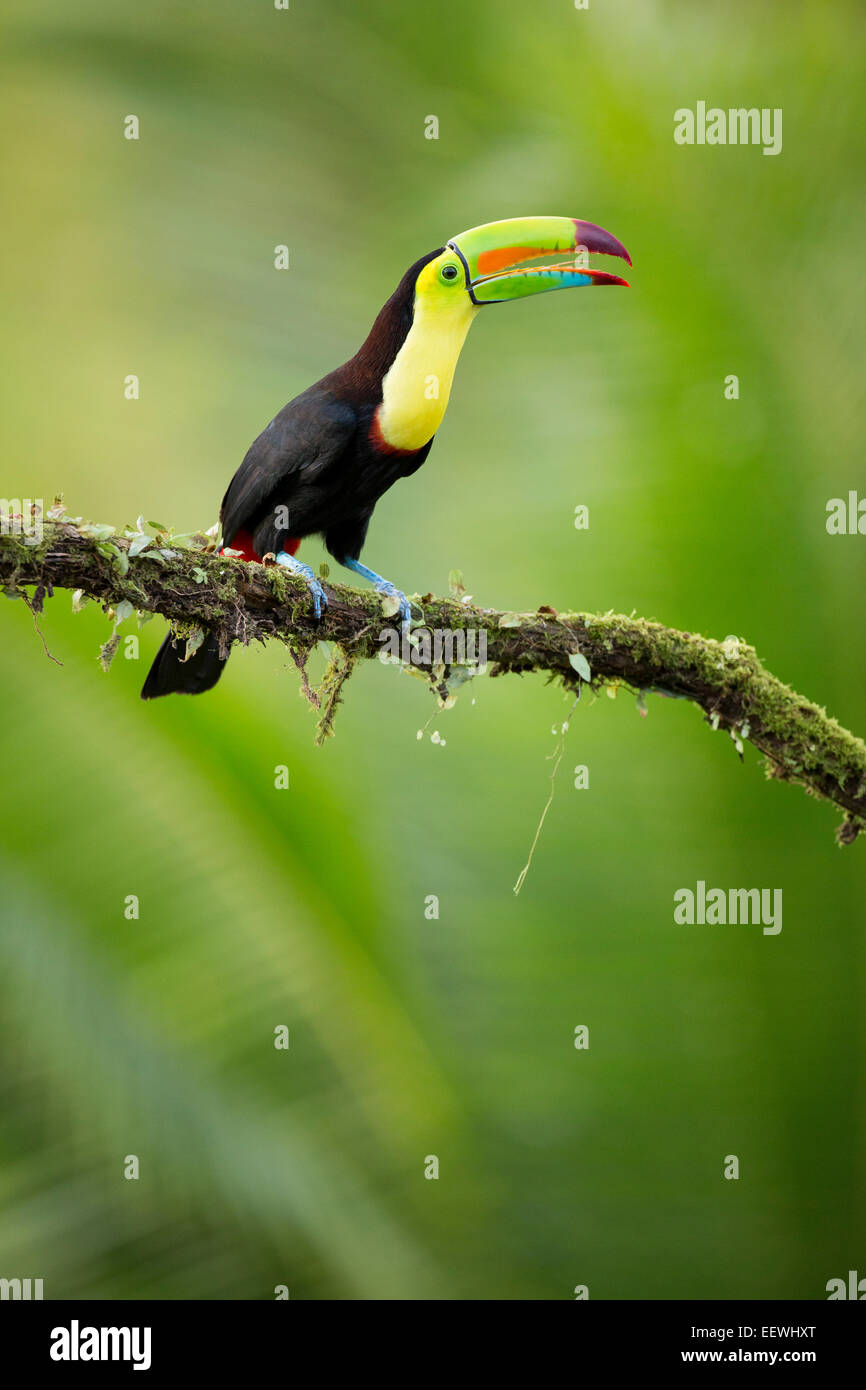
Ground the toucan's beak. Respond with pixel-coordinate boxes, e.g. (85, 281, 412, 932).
(448, 216, 631, 304)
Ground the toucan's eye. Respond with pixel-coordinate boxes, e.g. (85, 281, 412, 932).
(440, 263, 460, 283)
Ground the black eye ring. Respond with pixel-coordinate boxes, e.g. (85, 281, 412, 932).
(441, 263, 459, 281)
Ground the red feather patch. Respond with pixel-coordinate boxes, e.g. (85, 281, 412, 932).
(368, 410, 418, 458)
(220, 528, 300, 561)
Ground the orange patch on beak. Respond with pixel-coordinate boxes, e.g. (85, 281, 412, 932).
(475, 245, 541, 276)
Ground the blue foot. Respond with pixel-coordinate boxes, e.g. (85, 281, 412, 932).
(275, 551, 328, 620)
(340, 557, 412, 629)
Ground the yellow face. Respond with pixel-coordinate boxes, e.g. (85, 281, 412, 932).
(414, 247, 471, 308)
(377, 250, 480, 452)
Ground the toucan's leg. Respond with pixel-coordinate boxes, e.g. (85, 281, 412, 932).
(275, 550, 328, 620)
(340, 557, 412, 628)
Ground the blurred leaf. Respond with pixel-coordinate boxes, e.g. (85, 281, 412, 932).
(568, 651, 591, 682)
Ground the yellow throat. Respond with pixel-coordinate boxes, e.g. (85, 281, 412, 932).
(376, 253, 479, 452)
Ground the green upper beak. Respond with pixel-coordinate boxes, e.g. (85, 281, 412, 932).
(447, 215, 631, 304)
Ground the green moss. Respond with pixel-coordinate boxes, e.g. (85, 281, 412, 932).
(3, 519, 865, 840)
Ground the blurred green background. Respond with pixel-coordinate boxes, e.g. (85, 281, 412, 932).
(1, 0, 864, 1300)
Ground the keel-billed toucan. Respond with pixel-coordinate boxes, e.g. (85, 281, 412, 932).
(141, 215, 630, 698)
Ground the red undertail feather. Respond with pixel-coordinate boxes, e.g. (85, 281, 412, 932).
(220, 528, 300, 561)
(369, 410, 417, 458)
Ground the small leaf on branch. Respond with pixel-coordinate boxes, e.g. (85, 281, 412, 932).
(80, 522, 116, 541)
(568, 651, 592, 683)
(183, 628, 206, 661)
(99, 634, 120, 672)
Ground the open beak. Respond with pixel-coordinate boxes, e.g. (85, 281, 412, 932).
(448, 216, 631, 304)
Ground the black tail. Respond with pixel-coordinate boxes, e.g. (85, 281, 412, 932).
(141, 632, 227, 700)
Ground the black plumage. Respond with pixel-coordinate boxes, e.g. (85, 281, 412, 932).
(142, 250, 441, 699)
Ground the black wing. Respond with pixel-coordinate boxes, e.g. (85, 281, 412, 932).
(221, 385, 357, 548)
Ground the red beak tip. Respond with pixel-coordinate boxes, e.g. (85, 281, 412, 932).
(591, 271, 630, 288)
(573, 219, 632, 268)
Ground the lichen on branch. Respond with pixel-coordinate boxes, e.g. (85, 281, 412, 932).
(2, 512, 865, 844)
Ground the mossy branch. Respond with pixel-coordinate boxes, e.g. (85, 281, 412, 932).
(2, 515, 865, 844)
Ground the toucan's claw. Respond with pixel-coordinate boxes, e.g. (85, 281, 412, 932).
(375, 581, 412, 629)
(275, 551, 328, 621)
(339, 557, 412, 630)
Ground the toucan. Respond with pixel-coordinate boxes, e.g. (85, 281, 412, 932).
(141, 215, 630, 699)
